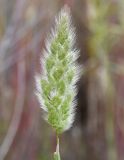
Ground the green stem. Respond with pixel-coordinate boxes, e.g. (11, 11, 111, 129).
(53, 134, 61, 160)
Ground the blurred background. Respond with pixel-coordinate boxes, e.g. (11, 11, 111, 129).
(0, 0, 124, 160)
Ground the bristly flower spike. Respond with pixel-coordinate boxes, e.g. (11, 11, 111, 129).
(35, 5, 80, 160)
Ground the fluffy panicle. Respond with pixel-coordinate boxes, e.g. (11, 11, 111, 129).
(35, 6, 80, 134)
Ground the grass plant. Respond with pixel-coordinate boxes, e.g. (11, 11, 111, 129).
(35, 6, 80, 160)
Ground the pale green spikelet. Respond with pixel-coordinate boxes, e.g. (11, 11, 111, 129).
(35, 6, 80, 135)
